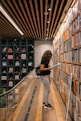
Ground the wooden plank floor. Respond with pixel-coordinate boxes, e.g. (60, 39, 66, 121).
(43, 80, 72, 121)
(4, 78, 72, 121)
(27, 79, 43, 121)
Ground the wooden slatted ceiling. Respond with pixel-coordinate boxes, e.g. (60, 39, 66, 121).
(44, 0, 48, 38)
(47, 0, 54, 37)
(0, 13, 20, 37)
(34, 0, 41, 37)
(49, 0, 59, 38)
(51, 0, 65, 38)
(0, 0, 73, 40)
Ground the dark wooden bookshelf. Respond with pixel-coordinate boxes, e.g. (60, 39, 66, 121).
(0, 39, 34, 91)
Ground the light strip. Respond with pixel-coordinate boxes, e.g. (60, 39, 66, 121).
(0, 4, 24, 35)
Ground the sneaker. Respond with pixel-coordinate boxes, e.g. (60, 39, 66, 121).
(44, 103, 53, 109)
(43, 102, 45, 106)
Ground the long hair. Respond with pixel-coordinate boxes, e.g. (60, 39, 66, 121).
(41, 50, 52, 63)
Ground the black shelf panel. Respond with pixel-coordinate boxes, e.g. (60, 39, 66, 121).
(0, 39, 34, 90)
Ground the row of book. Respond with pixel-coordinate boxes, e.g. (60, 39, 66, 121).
(60, 32, 81, 53)
(53, 1, 81, 120)
(68, 12, 81, 37)
(56, 78, 81, 121)
(60, 71, 71, 87)
(56, 78, 81, 120)
(68, 0, 81, 25)
(58, 13, 81, 46)
(60, 63, 81, 80)
(54, 65, 81, 120)
(72, 79, 81, 96)
(63, 8, 81, 41)
(59, 32, 81, 53)
(69, 92, 81, 121)
(60, 48, 81, 63)
(60, 69, 81, 95)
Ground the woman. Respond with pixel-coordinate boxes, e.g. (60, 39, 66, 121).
(40, 50, 53, 109)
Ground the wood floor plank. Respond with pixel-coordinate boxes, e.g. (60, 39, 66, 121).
(43, 81, 58, 121)
(43, 80, 72, 121)
(35, 82, 43, 121)
(51, 80, 72, 121)
(4, 78, 72, 121)
(13, 79, 36, 121)
(51, 81, 65, 121)
(27, 79, 44, 121)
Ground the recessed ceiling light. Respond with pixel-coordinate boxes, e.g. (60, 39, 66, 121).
(47, 21, 50, 24)
(46, 28, 49, 31)
(48, 8, 52, 11)
(44, 12, 48, 15)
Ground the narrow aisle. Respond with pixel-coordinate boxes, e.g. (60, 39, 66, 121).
(43, 80, 71, 121)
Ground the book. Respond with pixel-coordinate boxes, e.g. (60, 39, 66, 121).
(52, 63, 60, 69)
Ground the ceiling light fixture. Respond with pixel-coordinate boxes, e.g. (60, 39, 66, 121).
(0, 5, 24, 35)
(44, 11, 48, 16)
(47, 21, 50, 24)
(46, 28, 49, 31)
(46, 33, 48, 36)
(48, 8, 51, 11)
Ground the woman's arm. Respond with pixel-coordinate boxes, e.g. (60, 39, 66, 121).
(40, 64, 52, 71)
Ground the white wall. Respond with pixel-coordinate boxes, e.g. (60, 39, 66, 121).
(34, 40, 53, 78)
(35, 40, 53, 67)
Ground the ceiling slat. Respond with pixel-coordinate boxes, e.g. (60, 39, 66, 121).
(47, 0, 54, 38)
(23, 0, 37, 38)
(34, 0, 41, 37)
(29, 0, 39, 37)
(44, 0, 48, 38)
(12, 0, 29, 35)
(51, 0, 65, 38)
(49, 0, 59, 37)
(18, 0, 31, 37)
(40, 0, 43, 38)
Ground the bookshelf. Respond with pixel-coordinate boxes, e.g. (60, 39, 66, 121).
(0, 39, 34, 91)
(53, 0, 81, 121)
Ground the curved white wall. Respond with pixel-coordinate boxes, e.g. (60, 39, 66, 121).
(35, 40, 53, 78)
(35, 40, 53, 67)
